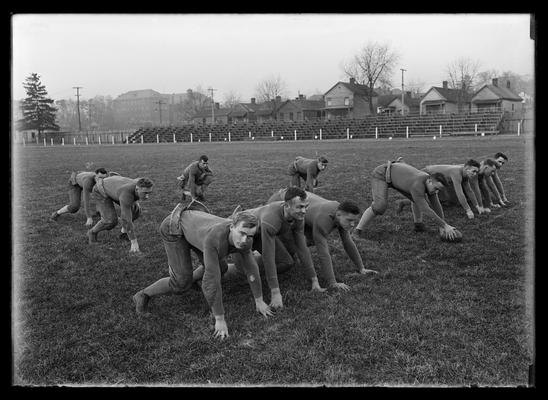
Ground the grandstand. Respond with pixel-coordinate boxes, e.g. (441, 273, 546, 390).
(125, 110, 505, 144)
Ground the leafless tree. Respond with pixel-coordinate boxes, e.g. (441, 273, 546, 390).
(180, 86, 211, 123)
(445, 57, 481, 112)
(222, 90, 242, 109)
(254, 74, 288, 103)
(446, 57, 481, 91)
(342, 41, 400, 113)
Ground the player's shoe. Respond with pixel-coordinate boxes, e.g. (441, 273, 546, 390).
(87, 229, 98, 244)
(133, 290, 151, 316)
(119, 232, 130, 241)
(50, 211, 59, 221)
(414, 222, 427, 232)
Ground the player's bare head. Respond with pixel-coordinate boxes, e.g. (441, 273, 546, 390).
(338, 201, 360, 215)
(463, 159, 480, 178)
(283, 187, 309, 221)
(426, 172, 448, 195)
(430, 172, 449, 188)
(494, 152, 508, 167)
(199, 155, 208, 162)
(284, 187, 307, 203)
(231, 211, 258, 229)
(229, 211, 257, 250)
(135, 178, 154, 200)
(336, 201, 361, 231)
(480, 159, 498, 175)
(494, 152, 508, 162)
(136, 177, 154, 188)
(464, 159, 480, 169)
(317, 156, 328, 170)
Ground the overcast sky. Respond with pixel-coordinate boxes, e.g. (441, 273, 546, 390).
(11, 13, 534, 103)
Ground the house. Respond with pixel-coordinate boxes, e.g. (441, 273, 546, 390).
(192, 103, 232, 125)
(471, 78, 523, 113)
(420, 81, 472, 115)
(323, 78, 378, 119)
(231, 97, 283, 123)
(276, 94, 325, 121)
(377, 92, 421, 115)
(113, 89, 199, 128)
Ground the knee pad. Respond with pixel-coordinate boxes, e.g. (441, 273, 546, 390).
(67, 205, 80, 213)
(277, 260, 294, 274)
(169, 277, 192, 294)
(103, 218, 119, 231)
(371, 202, 387, 215)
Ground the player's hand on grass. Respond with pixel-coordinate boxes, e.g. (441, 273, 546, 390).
(491, 203, 501, 209)
(330, 282, 350, 292)
(85, 217, 94, 227)
(310, 277, 327, 293)
(269, 289, 283, 309)
(358, 268, 378, 275)
(466, 209, 475, 219)
(214, 315, 229, 340)
(255, 298, 274, 317)
(440, 225, 458, 241)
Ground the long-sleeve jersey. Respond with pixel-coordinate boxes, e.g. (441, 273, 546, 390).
(181, 161, 209, 198)
(387, 162, 447, 228)
(246, 201, 317, 290)
(72, 171, 99, 219)
(267, 189, 364, 285)
(422, 164, 479, 213)
(94, 175, 141, 240)
(469, 159, 503, 206)
(492, 169, 507, 201)
(162, 207, 263, 316)
(289, 156, 322, 192)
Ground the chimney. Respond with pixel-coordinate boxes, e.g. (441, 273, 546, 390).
(506, 80, 511, 89)
(442, 81, 448, 89)
(349, 77, 356, 85)
(251, 98, 256, 104)
(215, 102, 220, 110)
(492, 78, 498, 87)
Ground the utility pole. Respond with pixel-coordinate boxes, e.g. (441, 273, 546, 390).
(73, 86, 82, 131)
(208, 87, 217, 124)
(155, 100, 166, 125)
(88, 99, 93, 130)
(400, 69, 406, 116)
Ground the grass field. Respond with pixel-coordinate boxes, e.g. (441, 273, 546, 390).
(12, 135, 534, 386)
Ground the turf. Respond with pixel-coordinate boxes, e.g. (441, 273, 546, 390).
(12, 135, 534, 386)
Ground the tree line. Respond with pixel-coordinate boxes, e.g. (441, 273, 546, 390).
(16, 41, 534, 137)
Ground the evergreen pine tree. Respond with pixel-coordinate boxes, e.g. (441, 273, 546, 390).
(19, 73, 60, 139)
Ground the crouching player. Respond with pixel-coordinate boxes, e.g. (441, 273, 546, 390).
(133, 201, 272, 339)
(88, 175, 154, 253)
(352, 158, 462, 242)
(50, 168, 119, 226)
(267, 188, 378, 291)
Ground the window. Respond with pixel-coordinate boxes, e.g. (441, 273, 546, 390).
(326, 97, 332, 106)
(289, 112, 294, 121)
(511, 104, 515, 111)
(344, 97, 350, 106)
